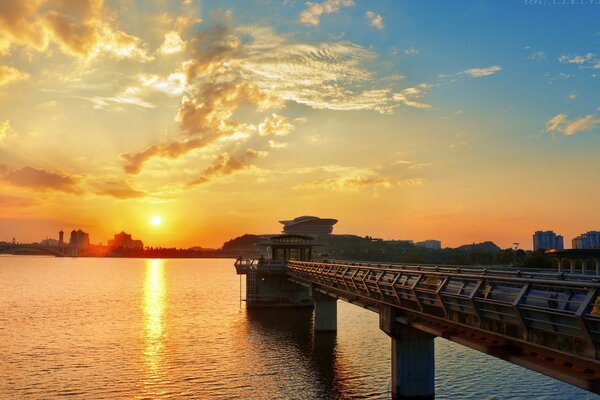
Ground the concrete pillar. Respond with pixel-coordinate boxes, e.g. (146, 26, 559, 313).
(380, 306, 435, 400)
(557, 258, 562, 273)
(596, 258, 600, 275)
(582, 259, 588, 275)
(313, 291, 337, 332)
(569, 259, 575, 274)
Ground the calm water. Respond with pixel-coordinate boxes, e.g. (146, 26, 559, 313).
(1, 256, 598, 400)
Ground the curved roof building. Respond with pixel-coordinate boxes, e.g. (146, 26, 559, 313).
(279, 216, 338, 237)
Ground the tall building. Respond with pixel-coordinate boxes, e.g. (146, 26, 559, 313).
(532, 231, 564, 251)
(572, 231, 600, 249)
(69, 229, 90, 249)
(415, 240, 442, 250)
(279, 216, 338, 237)
(108, 231, 144, 250)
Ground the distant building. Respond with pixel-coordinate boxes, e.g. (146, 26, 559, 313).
(533, 231, 564, 251)
(108, 231, 144, 250)
(572, 231, 600, 249)
(69, 229, 90, 249)
(279, 216, 338, 237)
(58, 230, 64, 244)
(415, 240, 442, 250)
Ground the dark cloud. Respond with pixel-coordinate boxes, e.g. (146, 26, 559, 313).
(190, 149, 264, 185)
(93, 180, 146, 199)
(1, 166, 79, 192)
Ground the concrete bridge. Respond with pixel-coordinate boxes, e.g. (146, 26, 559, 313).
(235, 257, 600, 399)
(0, 243, 72, 257)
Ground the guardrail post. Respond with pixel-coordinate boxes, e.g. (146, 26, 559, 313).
(380, 306, 435, 400)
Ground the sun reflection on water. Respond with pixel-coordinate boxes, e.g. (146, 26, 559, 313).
(143, 259, 166, 380)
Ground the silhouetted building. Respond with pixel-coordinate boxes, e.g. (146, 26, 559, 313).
(572, 231, 600, 249)
(69, 229, 90, 249)
(108, 231, 144, 250)
(415, 240, 441, 250)
(59, 230, 64, 244)
(279, 216, 337, 237)
(533, 231, 564, 251)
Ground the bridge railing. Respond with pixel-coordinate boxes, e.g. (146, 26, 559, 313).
(287, 260, 600, 360)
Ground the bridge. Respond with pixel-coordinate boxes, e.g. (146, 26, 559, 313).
(235, 257, 600, 399)
(0, 243, 72, 257)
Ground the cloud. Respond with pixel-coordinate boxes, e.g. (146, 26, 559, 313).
(258, 114, 294, 136)
(297, 173, 424, 191)
(0, 65, 29, 86)
(0, 0, 151, 61)
(1, 166, 79, 192)
(290, 165, 424, 191)
(559, 53, 594, 64)
(159, 31, 185, 55)
(366, 11, 384, 29)
(392, 84, 432, 109)
(93, 180, 146, 199)
(0, 119, 11, 143)
(545, 113, 567, 132)
(404, 47, 419, 55)
(299, 0, 354, 26)
(458, 65, 502, 78)
(190, 149, 267, 185)
(268, 140, 288, 149)
(527, 51, 546, 61)
(124, 23, 427, 175)
(82, 89, 156, 110)
(138, 73, 186, 96)
(546, 113, 600, 136)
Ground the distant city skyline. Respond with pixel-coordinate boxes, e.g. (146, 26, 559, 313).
(1, 1, 599, 249)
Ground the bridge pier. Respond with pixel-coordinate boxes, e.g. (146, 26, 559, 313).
(380, 306, 435, 400)
(312, 290, 337, 332)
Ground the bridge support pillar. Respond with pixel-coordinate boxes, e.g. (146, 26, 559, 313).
(380, 306, 435, 400)
(312, 290, 337, 332)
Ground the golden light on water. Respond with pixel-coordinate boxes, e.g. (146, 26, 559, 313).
(143, 259, 166, 377)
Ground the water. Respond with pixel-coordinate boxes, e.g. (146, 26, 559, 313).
(0, 256, 597, 400)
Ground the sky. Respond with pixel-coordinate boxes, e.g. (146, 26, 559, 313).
(1, 0, 599, 249)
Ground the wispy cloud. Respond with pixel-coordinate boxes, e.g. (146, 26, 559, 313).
(268, 140, 288, 149)
(404, 47, 420, 55)
(546, 113, 600, 136)
(292, 165, 424, 191)
(366, 11, 384, 29)
(527, 51, 546, 61)
(0, 65, 29, 86)
(299, 0, 354, 26)
(458, 65, 502, 78)
(559, 53, 595, 65)
(0, 119, 11, 143)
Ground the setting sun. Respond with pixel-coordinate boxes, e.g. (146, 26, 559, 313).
(150, 216, 162, 227)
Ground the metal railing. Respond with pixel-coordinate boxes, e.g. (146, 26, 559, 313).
(287, 260, 600, 360)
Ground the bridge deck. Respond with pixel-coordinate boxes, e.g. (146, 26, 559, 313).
(287, 260, 600, 393)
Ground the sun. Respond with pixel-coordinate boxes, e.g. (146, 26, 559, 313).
(150, 215, 162, 226)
